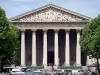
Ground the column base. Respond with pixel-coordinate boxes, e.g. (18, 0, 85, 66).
(20, 64, 25, 67)
(64, 64, 70, 66)
(31, 64, 37, 66)
(64, 62, 70, 66)
(43, 64, 47, 69)
(43, 64, 47, 67)
(54, 58, 59, 66)
(76, 64, 81, 66)
(43, 58, 47, 66)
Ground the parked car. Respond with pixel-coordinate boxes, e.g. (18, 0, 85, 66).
(25, 68, 34, 75)
(72, 69, 84, 75)
(10, 68, 25, 75)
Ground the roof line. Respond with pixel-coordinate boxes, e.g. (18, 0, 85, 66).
(9, 4, 92, 21)
(9, 4, 54, 20)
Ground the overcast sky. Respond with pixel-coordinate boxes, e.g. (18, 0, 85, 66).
(0, 0, 100, 18)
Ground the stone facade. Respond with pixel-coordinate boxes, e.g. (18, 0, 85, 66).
(10, 4, 93, 67)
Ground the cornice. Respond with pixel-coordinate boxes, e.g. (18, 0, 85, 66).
(11, 20, 89, 24)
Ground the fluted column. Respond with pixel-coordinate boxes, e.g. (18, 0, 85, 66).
(65, 29, 70, 66)
(21, 29, 25, 66)
(54, 29, 59, 66)
(32, 29, 37, 66)
(76, 29, 81, 66)
(43, 29, 47, 66)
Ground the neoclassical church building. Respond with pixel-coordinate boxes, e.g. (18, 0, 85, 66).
(10, 4, 93, 67)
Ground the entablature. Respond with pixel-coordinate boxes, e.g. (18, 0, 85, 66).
(11, 21, 87, 30)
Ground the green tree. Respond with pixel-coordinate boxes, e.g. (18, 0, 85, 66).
(0, 8, 19, 71)
(80, 15, 100, 73)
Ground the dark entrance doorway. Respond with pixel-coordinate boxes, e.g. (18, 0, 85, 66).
(47, 51, 54, 65)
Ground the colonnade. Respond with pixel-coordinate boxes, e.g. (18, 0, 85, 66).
(20, 29, 81, 66)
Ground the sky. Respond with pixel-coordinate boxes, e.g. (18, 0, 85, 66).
(0, 0, 100, 19)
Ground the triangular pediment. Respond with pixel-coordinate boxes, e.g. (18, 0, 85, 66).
(10, 4, 91, 22)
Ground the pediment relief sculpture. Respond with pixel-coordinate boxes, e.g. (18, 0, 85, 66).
(15, 9, 84, 22)
(10, 4, 91, 22)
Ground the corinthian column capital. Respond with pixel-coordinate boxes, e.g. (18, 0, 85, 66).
(20, 29, 25, 32)
(43, 29, 48, 32)
(76, 29, 81, 32)
(31, 29, 37, 32)
(65, 29, 70, 32)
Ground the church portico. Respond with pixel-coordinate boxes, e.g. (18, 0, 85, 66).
(19, 29, 83, 66)
(10, 4, 92, 67)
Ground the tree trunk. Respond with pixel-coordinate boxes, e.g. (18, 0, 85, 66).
(0, 57, 1, 72)
(0, 57, 3, 72)
(96, 58, 100, 75)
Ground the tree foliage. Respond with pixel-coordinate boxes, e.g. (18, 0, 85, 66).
(80, 15, 100, 68)
(0, 8, 19, 69)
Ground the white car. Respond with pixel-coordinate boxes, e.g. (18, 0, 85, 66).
(10, 68, 25, 75)
(72, 70, 80, 75)
(72, 70, 84, 75)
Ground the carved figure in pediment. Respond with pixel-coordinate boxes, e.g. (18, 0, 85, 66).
(16, 8, 84, 22)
